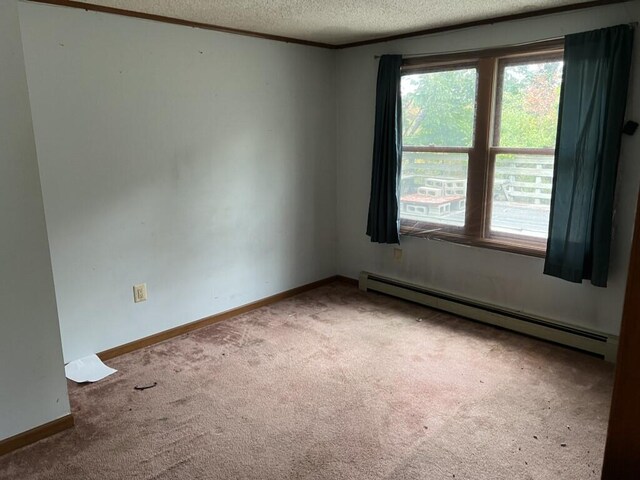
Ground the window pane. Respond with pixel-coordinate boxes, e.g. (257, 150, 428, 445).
(490, 154, 553, 239)
(400, 152, 468, 227)
(401, 68, 477, 147)
(496, 60, 563, 148)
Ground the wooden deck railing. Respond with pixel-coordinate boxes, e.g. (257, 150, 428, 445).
(401, 153, 555, 207)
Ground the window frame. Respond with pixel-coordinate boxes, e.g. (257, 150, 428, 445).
(399, 39, 564, 257)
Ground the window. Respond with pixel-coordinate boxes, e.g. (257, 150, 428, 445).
(399, 41, 564, 256)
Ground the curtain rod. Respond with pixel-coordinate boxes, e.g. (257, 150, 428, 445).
(373, 36, 563, 59)
(373, 22, 638, 59)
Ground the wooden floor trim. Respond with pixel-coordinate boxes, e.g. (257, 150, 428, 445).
(0, 415, 74, 457)
(98, 276, 341, 361)
(2, 277, 347, 457)
(335, 275, 358, 286)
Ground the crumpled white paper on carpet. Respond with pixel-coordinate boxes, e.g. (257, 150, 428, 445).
(65, 354, 117, 383)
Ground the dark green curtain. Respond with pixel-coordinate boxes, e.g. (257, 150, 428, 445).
(366, 55, 403, 244)
(544, 25, 634, 287)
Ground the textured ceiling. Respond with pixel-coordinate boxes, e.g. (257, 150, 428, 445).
(73, 0, 598, 45)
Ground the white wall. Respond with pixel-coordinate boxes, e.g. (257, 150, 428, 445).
(18, 2, 337, 362)
(14, 0, 640, 372)
(0, 0, 70, 441)
(336, 2, 640, 335)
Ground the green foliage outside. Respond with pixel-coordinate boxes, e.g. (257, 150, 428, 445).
(499, 62, 563, 148)
(402, 69, 476, 147)
(401, 61, 563, 148)
(400, 62, 562, 212)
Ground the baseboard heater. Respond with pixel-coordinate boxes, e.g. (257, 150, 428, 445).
(359, 271, 618, 362)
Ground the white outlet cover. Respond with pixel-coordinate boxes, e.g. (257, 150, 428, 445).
(133, 283, 147, 303)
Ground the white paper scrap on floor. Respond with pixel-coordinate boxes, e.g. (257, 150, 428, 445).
(64, 354, 117, 383)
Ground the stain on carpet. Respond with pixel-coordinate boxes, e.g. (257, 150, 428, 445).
(0, 283, 614, 479)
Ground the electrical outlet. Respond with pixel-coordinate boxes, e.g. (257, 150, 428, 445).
(393, 248, 403, 261)
(133, 283, 147, 303)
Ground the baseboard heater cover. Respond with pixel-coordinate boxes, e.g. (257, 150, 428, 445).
(359, 271, 618, 362)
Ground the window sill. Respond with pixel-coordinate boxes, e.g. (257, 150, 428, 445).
(399, 226, 547, 258)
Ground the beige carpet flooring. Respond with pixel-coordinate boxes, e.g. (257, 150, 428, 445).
(0, 282, 614, 479)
